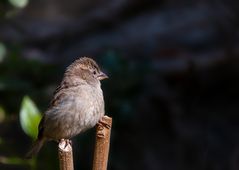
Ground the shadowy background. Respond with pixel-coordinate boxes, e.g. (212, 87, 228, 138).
(1, 0, 239, 170)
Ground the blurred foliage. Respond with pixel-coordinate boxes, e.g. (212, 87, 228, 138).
(8, 0, 29, 8)
(20, 96, 42, 140)
(0, 156, 36, 170)
(0, 44, 60, 113)
(0, 42, 7, 62)
(0, 43, 60, 169)
(0, 106, 6, 123)
(0, 0, 29, 18)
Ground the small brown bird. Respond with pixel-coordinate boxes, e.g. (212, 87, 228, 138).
(26, 57, 108, 158)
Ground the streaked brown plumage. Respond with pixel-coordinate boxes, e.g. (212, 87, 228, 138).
(26, 57, 108, 158)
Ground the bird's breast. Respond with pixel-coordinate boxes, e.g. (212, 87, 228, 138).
(43, 85, 104, 140)
(65, 85, 104, 134)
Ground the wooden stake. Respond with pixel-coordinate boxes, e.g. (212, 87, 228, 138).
(92, 116, 112, 170)
(58, 140, 74, 170)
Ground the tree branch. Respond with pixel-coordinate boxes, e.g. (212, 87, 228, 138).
(58, 140, 74, 170)
(92, 115, 112, 170)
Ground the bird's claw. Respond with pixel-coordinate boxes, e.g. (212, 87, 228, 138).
(98, 119, 111, 129)
(96, 118, 111, 138)
(59, 139, 72, 149)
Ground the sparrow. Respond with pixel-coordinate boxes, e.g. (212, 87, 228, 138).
(26, 57, 108, 158)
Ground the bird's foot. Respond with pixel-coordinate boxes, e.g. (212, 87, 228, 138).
(96, 117, 111, 138)
(65, 139, 72, 146)
(59, 139, 72, 149)
(98, 118, 111, 129)
(96, 126, 105, 138)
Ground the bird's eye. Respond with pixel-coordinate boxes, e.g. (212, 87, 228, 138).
(93, 71, 97, 75)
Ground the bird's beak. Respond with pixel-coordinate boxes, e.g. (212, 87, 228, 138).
(97, 72, 108, 80)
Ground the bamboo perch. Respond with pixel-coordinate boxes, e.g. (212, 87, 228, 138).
(58, 140, 74, 170)
(92, 115, 112, 170)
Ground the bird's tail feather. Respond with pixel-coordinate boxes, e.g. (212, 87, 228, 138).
(25, 138, 45, 159)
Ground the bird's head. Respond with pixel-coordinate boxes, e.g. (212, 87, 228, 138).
(65, 57, 108, 85)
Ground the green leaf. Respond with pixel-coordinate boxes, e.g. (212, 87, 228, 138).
(8, 0, 29, 8)
(20, 96, 42, 140)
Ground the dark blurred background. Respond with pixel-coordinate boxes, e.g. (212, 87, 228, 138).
(1, 0, 239, 170)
